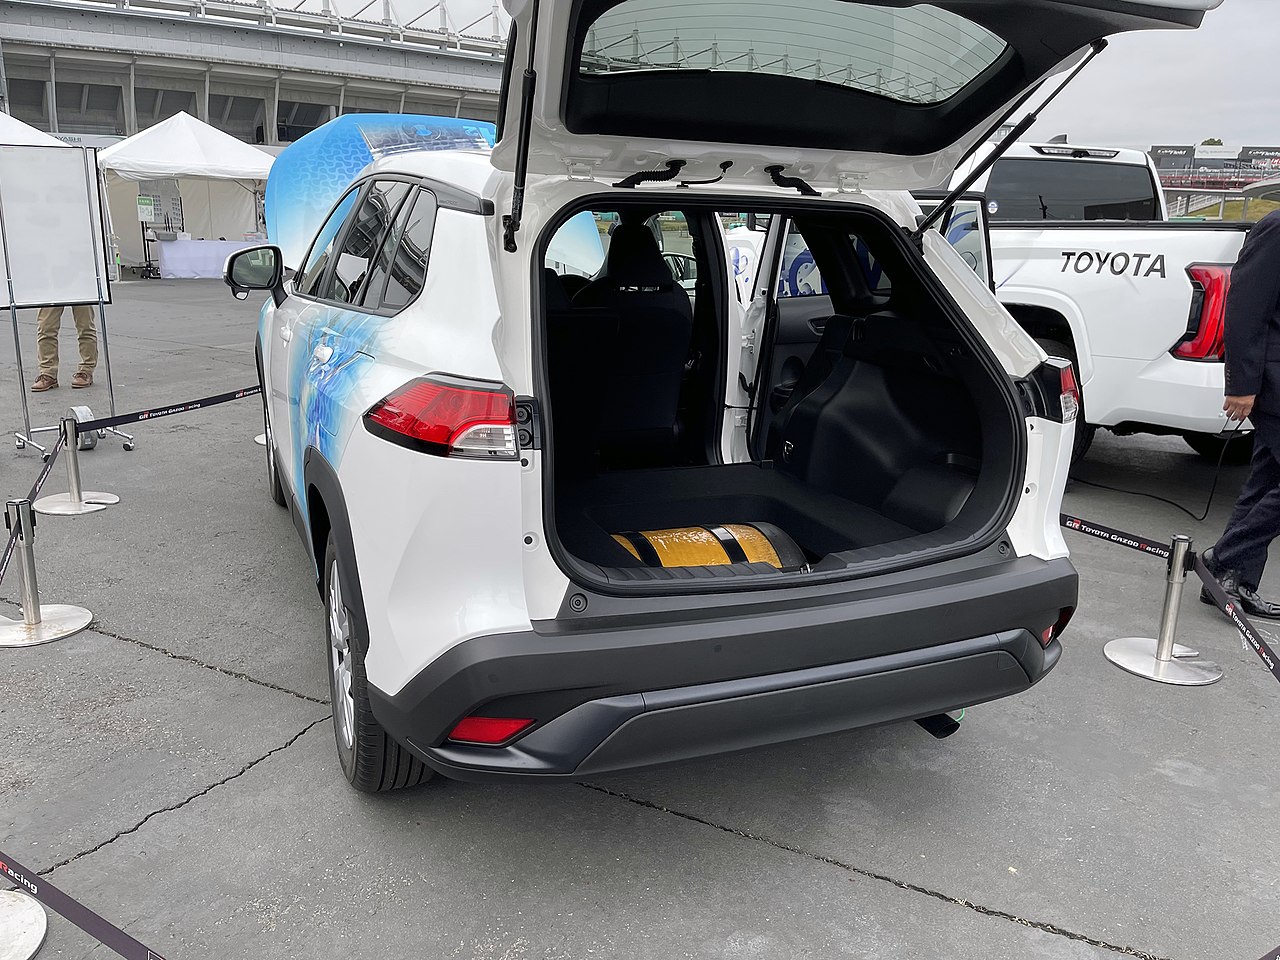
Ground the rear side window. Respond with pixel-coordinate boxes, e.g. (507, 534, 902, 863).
(379, 191, 438, 311)
(777, 224, 890, 298)
(322, 179, 412, 305)
(985, 158, 1159, 221)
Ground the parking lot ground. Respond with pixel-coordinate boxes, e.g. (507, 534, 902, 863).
(2, 280, 1278, 960)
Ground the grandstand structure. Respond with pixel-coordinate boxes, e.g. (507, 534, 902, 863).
(0, 0, 508, 144)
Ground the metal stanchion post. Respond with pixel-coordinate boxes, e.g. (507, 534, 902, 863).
(0, 499, 93, 647)
(0, 889, 47, 960)
(33, 417, 119, 516)
(1104, 534, 1224, 685)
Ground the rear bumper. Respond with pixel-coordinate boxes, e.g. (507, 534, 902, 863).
(1088, 354, 1241, 434)
(368, 556, 1077, 781)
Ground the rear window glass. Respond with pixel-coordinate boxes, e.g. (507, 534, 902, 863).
(579, 0, 1006, 104)
(986, 159, 1160, 222)
(778, 225, 890, 298)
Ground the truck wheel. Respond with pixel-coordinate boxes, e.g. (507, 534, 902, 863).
(323, 534, 433, 792)
(1183, 431, 1254, 465)
(1034, 338, 1095, 467)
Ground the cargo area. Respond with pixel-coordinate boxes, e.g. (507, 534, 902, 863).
(539, 203, 1024, 587)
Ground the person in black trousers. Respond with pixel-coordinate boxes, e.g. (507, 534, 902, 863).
(1203, 209, 1280, 618)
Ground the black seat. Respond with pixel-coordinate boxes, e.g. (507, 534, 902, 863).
(544, 269, 619, 477)
(573, 222, 694, 461)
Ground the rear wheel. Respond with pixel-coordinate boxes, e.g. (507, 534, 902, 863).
(323, 535, 432, 793)
(1184, 431, 1254, 465)
(1034, 338, 1095, 467)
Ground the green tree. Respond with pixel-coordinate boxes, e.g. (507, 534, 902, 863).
(1201, 137, 1224, 146)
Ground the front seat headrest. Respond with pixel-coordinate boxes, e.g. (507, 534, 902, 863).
(602, 222, 672, 288)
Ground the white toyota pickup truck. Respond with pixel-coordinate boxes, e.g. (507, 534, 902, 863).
(949, 142, 1253, 463)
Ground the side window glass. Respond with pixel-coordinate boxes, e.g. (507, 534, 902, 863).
(297, 187, 359, 297)
(853, 237, 892, 296)
(777, 225, 826, 298)
(380, 191, 438, 311)
(359, 182, 416, 308)
(323, 180, 410, 306)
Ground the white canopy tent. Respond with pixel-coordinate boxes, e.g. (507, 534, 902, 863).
(0, 112, 66, 147)
(98, 112, 274, 268)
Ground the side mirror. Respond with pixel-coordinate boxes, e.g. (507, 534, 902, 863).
(224, 244, 286, 307)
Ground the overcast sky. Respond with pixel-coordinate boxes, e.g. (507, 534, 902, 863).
(1028, 0, 1279, 149)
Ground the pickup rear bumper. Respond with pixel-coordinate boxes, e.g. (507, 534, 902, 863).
(1089, 353, 1241, 434)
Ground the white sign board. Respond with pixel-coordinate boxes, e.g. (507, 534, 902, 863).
(0, 144, 110, 308)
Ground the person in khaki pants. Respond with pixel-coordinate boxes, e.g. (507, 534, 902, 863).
(31, 304, 97, 391)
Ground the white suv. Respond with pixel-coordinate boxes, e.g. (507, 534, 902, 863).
(226, 0, 1220, 791)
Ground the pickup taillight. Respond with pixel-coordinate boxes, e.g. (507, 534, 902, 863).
(1172, 264, 1232, 361)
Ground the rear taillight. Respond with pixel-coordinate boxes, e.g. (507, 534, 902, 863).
(364, 376, 517, 459)
(1059, 364, 1079, 424)
(1173, 264, 1232, 361)
(1021, 357, 1079, 424)
(448, 716, 535, 745)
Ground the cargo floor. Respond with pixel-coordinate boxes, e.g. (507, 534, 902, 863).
(555, 463, 920, 570)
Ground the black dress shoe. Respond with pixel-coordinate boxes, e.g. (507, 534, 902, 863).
(1231, 582, 1280, 620)
(1199, 548, 1228, 606)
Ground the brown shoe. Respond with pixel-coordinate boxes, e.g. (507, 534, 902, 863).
(31, 374, 58, 392)
(71, 370, 93, 388)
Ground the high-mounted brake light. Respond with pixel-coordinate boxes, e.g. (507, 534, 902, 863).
(364, 376, 518, 459)
(448, 716, 535, 745)
(1059, 364, 1080, 424)
(1031, 145, 1120, 159)
(1173, 264, 1232, 361)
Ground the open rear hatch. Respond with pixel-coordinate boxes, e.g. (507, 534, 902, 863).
(506, 0, 1221, 593)
(494, 0, 1222, 197)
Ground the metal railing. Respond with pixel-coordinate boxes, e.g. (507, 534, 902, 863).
(15, 0, 510, 58)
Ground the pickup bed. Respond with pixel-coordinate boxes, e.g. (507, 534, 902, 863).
(950, 143, 1253, 462)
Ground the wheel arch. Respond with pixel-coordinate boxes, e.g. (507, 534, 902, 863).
(1000, 294, 1093, 384)
(303, 448, 365, 621)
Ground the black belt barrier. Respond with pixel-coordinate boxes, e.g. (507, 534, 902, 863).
(0, 849, 167, 960)
(76, 384, 261, 434)
(1061, 511, 1280, 686)
(1194, 554, 1280, 685)
(1059, 513, 1171, 560)
(0, 433, 66, 587)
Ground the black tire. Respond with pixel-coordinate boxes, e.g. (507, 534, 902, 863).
(1184, 431, 1255, 465)
(322, 534, 432, 792)
(1034, 337, 1095, 467)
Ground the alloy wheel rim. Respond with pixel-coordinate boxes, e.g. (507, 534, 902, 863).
(328, 559, 355, 751)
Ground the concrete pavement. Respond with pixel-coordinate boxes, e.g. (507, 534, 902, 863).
(1, 281, 1277, 960)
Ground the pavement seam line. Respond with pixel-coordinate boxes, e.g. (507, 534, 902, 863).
(581, 783, 1172, 960)
(0, 596, 327, 705)
(38, 716, 330, 877)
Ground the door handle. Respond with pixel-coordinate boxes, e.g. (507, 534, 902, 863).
(278, 325, 292, 343)
(313, 343, 334, 364)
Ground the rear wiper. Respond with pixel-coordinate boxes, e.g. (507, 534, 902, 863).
(912, 38, 1107, 244)
(614, 159, 686, 188)
(765, 164, 819, 197)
